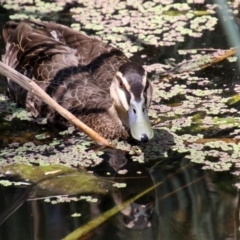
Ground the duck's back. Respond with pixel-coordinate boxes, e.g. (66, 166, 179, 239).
(29, 21, 129, 84)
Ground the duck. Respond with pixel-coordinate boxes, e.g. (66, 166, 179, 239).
(2, 20, 154, 142)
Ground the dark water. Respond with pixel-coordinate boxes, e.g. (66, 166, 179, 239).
(0, 1, 240, 240)
(0, 156, 238, 240)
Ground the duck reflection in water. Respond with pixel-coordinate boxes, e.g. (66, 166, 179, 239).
(92, 148, 156, 230)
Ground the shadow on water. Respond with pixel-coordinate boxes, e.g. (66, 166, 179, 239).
(0, 147, 238, 240)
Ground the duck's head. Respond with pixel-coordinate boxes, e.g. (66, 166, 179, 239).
(110, 62, 154, 143)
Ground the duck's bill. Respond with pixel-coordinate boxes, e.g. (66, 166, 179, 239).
(128, 98, 154, 143)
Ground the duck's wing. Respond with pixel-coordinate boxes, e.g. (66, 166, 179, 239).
(2, 20, 112, 121)
(29, 20, 125, 66)
(29, 20, 129, 86)
(3, 21, 78, 80)
(2, 20, 79, 106)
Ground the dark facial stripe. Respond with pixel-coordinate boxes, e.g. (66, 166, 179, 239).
(116, 75, 125, 90)
(143, 80, 148, 104)
(125, 88, 131, 104)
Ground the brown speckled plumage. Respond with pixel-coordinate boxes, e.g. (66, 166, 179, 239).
(2, 20, 151, 140)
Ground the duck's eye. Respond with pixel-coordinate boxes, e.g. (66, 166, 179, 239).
(119, 81, 124, 89)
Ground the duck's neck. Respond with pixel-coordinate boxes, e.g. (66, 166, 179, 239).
(108, 105, 129, 129)
(115, 105, 129, 128)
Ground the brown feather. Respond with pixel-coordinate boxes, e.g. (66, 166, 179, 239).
(2, 20, 129, 139)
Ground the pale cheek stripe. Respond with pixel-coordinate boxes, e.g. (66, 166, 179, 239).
(120, 76, 131, 92)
